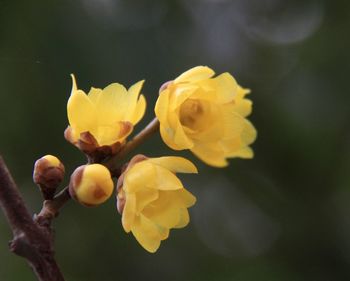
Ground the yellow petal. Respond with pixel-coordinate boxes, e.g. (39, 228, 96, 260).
(169, 84, 197, 110)
(174, 119, 194, 149)
(67, 89, 97, 134)
(70, 74, 78, 93)
(221, 107, 246, 140)
(87, 87, 103, 105)
(159, 125, 182, 150)
(135, 188, 159, 213)
(229, 146, 254, 158)
(128, 80, 144, 102)
(93, 121, 132, 146)
(232, 86, 252, 117)
(191, 142, 228, 167)
(240, 119, 257, 145)
(130, 94, 146, 124)
(174, 66, 215, 84)
(219, 119, 256, 159)
(122, 193, 136, 232)
(189, 86, 217, 102)
(97, 83, 128, 124)
(220, 137, 242, 154)
(212, 72, 238, 104)
(175, 188, 196, 207)
(125, 80, 146, 124)
(148, 157, 198, 174)
(155, 90, 171, 126)
(131, 214, 161, 253)
(233, 98, 252, 117)
(142, 191, 182, 229)
(124, 162, 156, 193)
(153, 165, 184, 190)
(174, 208, 190, 228)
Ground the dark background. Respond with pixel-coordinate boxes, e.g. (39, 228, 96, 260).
(1, 0, 350, 280)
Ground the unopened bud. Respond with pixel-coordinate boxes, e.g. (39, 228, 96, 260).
(33, 155, 65, 200)
(69, 164, 114, 207)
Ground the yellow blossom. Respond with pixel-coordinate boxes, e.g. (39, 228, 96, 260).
(117, 156, 197, 253)
(69, 164, 114, 206)
(155, 66, 257, 167)
(66, 75, 146, 148)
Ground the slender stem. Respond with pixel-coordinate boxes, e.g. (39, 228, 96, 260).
(105, 117, 160, 170)
(0, 156, 65, 281)
(35, 187, 71, 227)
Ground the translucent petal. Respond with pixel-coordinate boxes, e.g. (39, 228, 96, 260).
(233, 99, 252, 117)
(153, 165, 183, 190)
(212, 73, 238, 104)
(174, 66, 215, 84)
(128, 80, 144, 104)
(131, 215, 161, 253)
(232, 86, 252, 117)
(190, 86, 217, 102)
(122, 193, 136, 233)
(87, 87, 102, 105)
(155, 90, 170, 126)
(229, 146, 254, 158)
(220, 137, 242, 154)
(221, 107, 246, 140)
(142, 191, 182, 229)
(175, 188, 197, 207)
(174, 119, 194, 149)
(67, 89, 97, 134)
(124, 162, 156, 193)
(136, 188, 159, 213)
(97, 83, 128, 124)
(169, 85, 197, 110)
(130, 94, 146, 124)
(159, 125, 182, 150)
(191, 142, 228, 167)
(157, 225, 170, 240)
(70, 74, 78, 93)
(148, 157, 198, 174)
(92, 121, 132, 146)
(241, 119, 257, 145)
(124, 80, 146, 124)
(174, 208, 190, 228)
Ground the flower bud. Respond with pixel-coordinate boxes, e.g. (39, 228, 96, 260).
(69, 164, 114, 207)
(33, 155, 65, 200)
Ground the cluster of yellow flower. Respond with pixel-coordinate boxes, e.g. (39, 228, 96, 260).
(34, 66, 256, 253)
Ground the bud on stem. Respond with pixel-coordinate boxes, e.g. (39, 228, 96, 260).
(69, 164, 114, 207)
(33, 155, 65, 200)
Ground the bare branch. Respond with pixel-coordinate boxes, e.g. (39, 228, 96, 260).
(0, 155, 65, 281)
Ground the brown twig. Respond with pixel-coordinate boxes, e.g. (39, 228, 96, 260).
(35, 187, 71, 227)
(0, 156, 65, 281)
(0, 118, 160, 281)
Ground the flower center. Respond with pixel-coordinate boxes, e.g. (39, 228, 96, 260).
(179, 99, 209, 131)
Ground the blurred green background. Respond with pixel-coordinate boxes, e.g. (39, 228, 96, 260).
(1, 0, 350, 280)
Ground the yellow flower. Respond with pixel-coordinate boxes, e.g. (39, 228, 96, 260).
(69, 164, 114, 206)
(155, 66, 257, 167)
(117, 155, 197, 253)
(66, 75, 146, 151)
